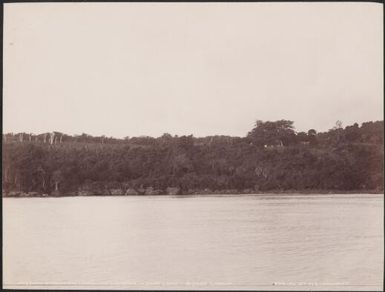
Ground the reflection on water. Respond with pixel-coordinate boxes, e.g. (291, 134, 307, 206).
(3, 194, 383, 290)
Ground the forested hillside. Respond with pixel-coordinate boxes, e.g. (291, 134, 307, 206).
(2, 120, 383, 196)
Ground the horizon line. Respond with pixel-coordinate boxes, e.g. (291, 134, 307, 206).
(2, 119, 384, 140)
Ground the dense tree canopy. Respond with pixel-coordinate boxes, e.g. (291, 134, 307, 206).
(247, 120, 297, 147)
(2, 120, 383, 196)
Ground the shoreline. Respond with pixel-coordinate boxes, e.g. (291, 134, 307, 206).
(3, 189, 383, 198)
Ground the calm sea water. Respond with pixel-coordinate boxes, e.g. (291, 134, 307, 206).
(3, 194, 383, 290)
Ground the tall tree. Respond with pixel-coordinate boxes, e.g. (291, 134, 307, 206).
(247, 120, 296, 147)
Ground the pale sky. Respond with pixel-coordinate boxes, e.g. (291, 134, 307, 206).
(3, 2, 383, 138)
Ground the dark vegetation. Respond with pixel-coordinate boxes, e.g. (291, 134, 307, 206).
(2, 120, 384, 197)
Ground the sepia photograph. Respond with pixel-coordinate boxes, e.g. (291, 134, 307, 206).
(2, 2, 384, 291)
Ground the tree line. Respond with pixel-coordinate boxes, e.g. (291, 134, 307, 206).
(2, 120, 383, 196)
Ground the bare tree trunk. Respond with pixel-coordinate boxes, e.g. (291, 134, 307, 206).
(49, 132, 55, 145)
(14, 174, 20, 190)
